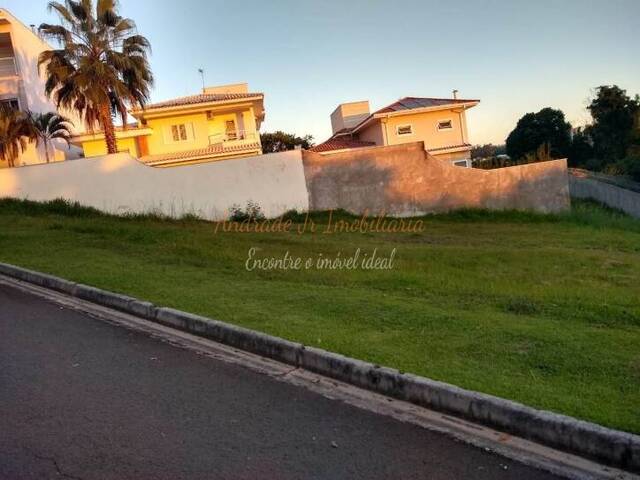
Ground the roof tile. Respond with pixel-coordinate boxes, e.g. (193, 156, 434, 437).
(308, 138, 376, 153)
(138, 92, 263, 111)
(428, 143, 472, 152)
(140, 142, 261, 164)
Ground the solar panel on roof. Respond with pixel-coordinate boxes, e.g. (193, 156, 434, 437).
(399, 98, 428, 109)
(408, 99, 426, 108)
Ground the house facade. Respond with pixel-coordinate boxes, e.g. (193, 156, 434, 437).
(0, 8, 83, 168)
(72, 83, 265, 167)
(310, 95, 479, 166)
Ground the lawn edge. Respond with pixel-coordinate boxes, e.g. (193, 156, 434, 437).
(1, 261, 638, 473)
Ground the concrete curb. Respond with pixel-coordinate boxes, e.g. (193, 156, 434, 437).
(1, 262, 638, 473)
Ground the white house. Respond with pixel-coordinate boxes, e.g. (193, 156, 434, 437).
(0, 8, 83, 168)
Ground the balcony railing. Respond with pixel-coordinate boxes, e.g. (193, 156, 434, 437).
(208, 130, 257, 145)
(0, 57, 17, 77)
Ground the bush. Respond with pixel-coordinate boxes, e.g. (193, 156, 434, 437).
(614, 156, 640, 182)
(0, 197, 104, 217)
(584, 157, 607, 171)
(228, 201, 265, 221)
(472, 156, 515, 169)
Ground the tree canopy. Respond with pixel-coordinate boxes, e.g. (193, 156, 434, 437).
(586, 85, 640, 160)
(471, 143, 506, 159)
(0, 107, 36, 167)
(29, 112, 74, 163)
(260, 131, 314, 153)
(506, 108, 571, 161)
(38, 0, 153, 154)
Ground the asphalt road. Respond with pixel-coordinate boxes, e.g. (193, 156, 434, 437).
(0, 282, 564, 480)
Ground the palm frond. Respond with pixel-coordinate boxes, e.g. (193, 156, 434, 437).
(39, 0, 153, 152)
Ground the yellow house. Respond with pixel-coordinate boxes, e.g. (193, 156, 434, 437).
(72, 83, 265, 167)
(310, 95, 479, 167)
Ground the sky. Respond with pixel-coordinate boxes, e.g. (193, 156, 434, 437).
(5, 0, 640, 145)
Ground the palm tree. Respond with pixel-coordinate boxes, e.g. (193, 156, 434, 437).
(29, 112, 74, 163)
(38, 0, 153, 154)
(0, 107, 36, 168)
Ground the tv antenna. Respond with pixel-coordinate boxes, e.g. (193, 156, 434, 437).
(198, 68, 205, 91)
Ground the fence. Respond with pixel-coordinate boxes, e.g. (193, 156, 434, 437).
(569, 170, 640, 218)
(0, 151, 309, 220)
(303, 143, 570, 215)
(0, 143, 570, 219)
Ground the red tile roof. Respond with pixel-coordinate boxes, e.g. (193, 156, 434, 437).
(137, 92, 263, 111)
(428, 143, 472, 152)
(331, 127, 355, 136)
(374, 97, 479, 115)
(308, 138, 376, 153)
(140, 142, 261, 164)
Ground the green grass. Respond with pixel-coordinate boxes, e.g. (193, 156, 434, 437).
(1, 198, 639, 433)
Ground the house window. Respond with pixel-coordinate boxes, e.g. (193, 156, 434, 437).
(437, 120, 453, 130)
(171, 124, 188, 141)
(396, 124, 413, 136)
(165, 123, 193, 143)
(225, 120, 237, 140)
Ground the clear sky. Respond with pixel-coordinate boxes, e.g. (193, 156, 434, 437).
(5, 0, 640, 145)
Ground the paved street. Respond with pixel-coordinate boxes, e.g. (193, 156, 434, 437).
(0, 282, 563, 480)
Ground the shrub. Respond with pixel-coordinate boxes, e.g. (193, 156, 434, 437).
(228, 201, 265, 221)
(616, 156, 640, 182)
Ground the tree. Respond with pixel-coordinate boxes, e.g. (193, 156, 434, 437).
(260, 131, 314, 153)
(586, 85, 640, 160)
(567, 127, 594, 168)
(471, 143, 505, 159)
(0, 107, 36, 167)
(506, 108, 572, 161)
(38, 0, 153, 154)
(29, 112, 73, 163)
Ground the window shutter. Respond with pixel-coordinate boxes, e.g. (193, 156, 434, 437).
(162, 126, 172, 144)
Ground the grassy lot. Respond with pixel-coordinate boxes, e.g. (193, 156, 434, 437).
(0, 198, 639, 433)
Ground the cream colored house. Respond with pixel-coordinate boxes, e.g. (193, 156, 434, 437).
(72, 83, 265, 167)
(0, 8, 83, 168)
(311, 95, 480, 166)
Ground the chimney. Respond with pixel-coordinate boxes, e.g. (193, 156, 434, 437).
(30, 24, 36, 33)
(452, 89, 459, 100)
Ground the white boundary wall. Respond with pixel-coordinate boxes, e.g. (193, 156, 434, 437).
(0, 151, 309, 220)
(569, 173, 640, 219)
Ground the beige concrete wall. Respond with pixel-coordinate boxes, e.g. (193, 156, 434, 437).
(0, 151, 309, 220)
(303, 142, 570, 215)
(0, 142, 570, 220)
